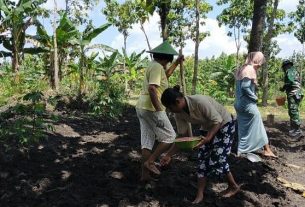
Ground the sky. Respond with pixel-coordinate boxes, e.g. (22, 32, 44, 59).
(1, 0, 304, 61)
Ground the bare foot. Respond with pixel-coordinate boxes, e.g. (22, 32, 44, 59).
(262, 150, 277, 158)
(192, 194, 204, 204)
(144, 161, 161, 175)
(220, 185, 240, 198)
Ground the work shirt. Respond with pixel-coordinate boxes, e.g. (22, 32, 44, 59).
(136, 60, 168, 111)
(283, 66, 303, 97)
(175, 95, 232, 135)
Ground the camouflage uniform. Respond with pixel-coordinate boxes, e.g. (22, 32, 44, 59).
(281, 63, 303, 133)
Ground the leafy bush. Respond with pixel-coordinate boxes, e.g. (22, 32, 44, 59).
(89, 73, 125, 118)
(0, 91, 53, 145)
(0, 56, 48, 106)
(169, 53, 238, 104)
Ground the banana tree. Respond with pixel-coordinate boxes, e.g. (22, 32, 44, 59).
(96, 51, 119, 80)
(31, 13, 78, 89)
(74, 22, 111, 97)
(209, 55, 236, 97)
(118, 48, 148, 92)
(103, 0, 137, 92)
(0, 0, 47, 73)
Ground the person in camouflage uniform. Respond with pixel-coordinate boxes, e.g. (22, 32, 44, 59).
(280, 60, 304, 138)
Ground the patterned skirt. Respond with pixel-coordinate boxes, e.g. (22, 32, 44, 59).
(197, 119, 235, 178)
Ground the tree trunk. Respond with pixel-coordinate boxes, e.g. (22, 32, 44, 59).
(140, 23, 151, 51)
(301, 43, 304, 85)
(159, 1, 171, 41)
(248, 0, 267, 52)
(59, 54, 63, 81)
(191, 0, 200, 95)
(11, 26, 20, 74)
(50, 53, 55, 88)
(261, 0, 278, 106)
(140, 23, 152, 59)
(12, 44, 20, 73)
(123, 34, 128, 93)
(79, 47, 84, 97)
(179, 48, 186, 95)
(179, 47, 193, 137)
(52, 0, 59, 91)
(65, 0, 69, 13)
(234, 26, 241, 67)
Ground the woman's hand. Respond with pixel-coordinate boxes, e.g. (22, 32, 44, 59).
(193, 137, 209, 150)
(193, 123, 222, 149)
(160, 154, 172, 166)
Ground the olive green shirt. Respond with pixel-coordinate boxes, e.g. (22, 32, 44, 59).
(174, 95, 231, 135)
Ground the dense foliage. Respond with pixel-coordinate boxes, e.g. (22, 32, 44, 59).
(1, 0, 305, 145)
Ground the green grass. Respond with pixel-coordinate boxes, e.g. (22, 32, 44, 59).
(225, 105, 295, 121)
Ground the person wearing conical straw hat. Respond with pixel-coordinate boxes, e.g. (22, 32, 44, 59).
(136, 41, 184, 180)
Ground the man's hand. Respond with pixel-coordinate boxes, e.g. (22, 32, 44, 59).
(156, 118, 165, 128)
(154, 111, 165, 128)
(175, 55, 184, 65)
(166, 55, 185, 78)
(160, 154, 172, 166)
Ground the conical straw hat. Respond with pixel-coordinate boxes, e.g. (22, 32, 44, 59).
(147, 40, 178, 55)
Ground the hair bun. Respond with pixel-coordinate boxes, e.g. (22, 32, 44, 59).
(173, 85, 181, 92)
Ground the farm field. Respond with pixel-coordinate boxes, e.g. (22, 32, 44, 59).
(0, 107, 304, 207)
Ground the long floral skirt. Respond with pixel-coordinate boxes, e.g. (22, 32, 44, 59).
(197, 119, 235, 178)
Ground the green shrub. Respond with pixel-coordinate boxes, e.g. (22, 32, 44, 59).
(89, 74, 125, 118)
(0, 56, 48, 106)
(0, 91, 53, 145)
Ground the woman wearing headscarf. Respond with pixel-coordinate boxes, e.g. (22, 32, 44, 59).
(234, 52, 276, 157)
(136, 41, 184, 181)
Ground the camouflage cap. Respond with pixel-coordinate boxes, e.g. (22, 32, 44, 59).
(147, 41, 178, 55)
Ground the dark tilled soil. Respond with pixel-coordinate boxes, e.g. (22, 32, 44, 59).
(0, 108, 304, 207)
